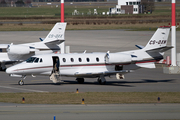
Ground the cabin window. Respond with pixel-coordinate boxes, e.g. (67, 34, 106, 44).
(0, 49, 2, 52)
(34, 58, 39, 63)
(78, 58, 82, 62)
(26, 57, 36, 63)
(40, 58, 43, 62)
(96, 57, 99, 62)
(63, 58, 66, 62)
(70, 58, 74, 62)
(86, 58, 90, 62)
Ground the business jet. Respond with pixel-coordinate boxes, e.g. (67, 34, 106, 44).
(0, 22, 66, 71)
(6, 26, 172, 85)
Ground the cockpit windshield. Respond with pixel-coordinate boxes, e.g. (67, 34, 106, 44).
(26, 57, 43, 63)
(26, 57, 36, 63)
(34, 58, 39, 63)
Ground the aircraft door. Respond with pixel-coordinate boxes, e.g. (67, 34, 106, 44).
(52, 56, 60, 73)
(50, 56, 61, 83)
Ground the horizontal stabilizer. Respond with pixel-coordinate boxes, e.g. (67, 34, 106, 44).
(45, 40, 65, 45)
(136, 62, 156, 68)
(135, 45, 144, 49)
(146, 46, 173, 53)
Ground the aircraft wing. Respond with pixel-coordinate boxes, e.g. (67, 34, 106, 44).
(74, 70, 132, 77)
(0, 60, 22, 71)
(1, 60, 22, 65)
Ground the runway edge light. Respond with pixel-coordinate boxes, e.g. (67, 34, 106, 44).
(157, 97, 160, 103)
(22, 97, 25, 104)
(76, 88, 79, 93)
(82, 98, 85, 104)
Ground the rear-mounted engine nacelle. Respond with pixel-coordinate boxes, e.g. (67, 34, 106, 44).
(7, 45, 31, 55)
(105, 53, 132, 64)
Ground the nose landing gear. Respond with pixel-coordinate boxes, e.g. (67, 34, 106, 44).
(18, 76, 26, 86)
(18, 80, 24, 86)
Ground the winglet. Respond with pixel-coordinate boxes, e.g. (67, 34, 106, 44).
(43, 22, 67, 43)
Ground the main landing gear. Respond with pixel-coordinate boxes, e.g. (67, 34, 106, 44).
(76, 76, 107, 85)
(97, 76, 106, 85)
(76, 78, 84, 84)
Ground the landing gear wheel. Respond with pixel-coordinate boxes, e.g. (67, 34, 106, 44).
(76, 78, 84, 84)
(97, 78, 106, 85)
(18, 80, 24, 86)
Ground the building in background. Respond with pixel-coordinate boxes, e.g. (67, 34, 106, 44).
(109, 0, 154, 14)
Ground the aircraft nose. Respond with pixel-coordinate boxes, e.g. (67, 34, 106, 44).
(6, 67, 15, 74)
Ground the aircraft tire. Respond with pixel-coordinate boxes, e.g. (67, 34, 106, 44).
(18, 80, 24, 86)
(97, 78, 106, 85)
(76, 78, 84, 84)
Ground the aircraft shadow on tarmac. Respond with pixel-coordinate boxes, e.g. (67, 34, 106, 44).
(12, 79, 175, 87)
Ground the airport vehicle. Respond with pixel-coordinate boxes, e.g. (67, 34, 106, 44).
(6, 27, 172, 85)
(0, 22, 66, 71)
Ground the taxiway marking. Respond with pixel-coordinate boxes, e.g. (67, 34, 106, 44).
(0, 85, 49, 93)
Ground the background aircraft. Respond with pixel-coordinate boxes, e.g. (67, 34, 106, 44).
(0, 22, 66, 71)
(6, 27, 172, 85)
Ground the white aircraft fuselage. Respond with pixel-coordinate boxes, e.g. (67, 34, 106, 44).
(7, 52, 132, 76)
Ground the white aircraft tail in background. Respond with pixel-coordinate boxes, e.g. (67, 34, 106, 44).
(0, 22, 67, 71)
(43, 22, 66, 42)
(6, 27, 172, 85)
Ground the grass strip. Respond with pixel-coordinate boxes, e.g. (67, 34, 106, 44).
(0, 92, 180, 104)
(0, 23, 179, 31)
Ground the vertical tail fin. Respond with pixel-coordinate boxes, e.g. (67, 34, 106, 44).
(144, 27, 170, 51)
(136, 27, 171, 69)
(43, 22, 67, 43)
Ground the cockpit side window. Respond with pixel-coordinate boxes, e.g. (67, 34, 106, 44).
(26, 57, 36, 63)
(34, 58, 39, 63)
(40, 58, 43, 62)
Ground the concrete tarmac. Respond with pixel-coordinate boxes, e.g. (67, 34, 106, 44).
(0, 103, 180, 120)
